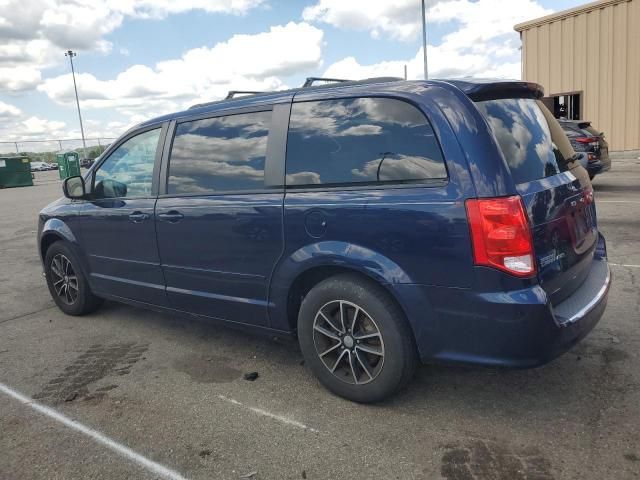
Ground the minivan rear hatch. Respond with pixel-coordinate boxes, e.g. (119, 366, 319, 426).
(475, 97, 598, 304)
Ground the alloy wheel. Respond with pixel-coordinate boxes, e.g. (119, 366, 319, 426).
(312, 300, 385, 385)
(50, 254, 79, 305)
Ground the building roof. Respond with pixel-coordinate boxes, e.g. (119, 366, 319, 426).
(514, 0, 631, 31)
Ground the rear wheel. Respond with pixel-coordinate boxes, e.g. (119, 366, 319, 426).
(298, 274, 417, 403)
(44, 242, 103, 315)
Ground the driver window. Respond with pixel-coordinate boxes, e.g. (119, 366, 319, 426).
(93, 128, 161, 199)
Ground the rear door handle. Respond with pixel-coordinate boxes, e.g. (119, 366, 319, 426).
(157, 211, 184, 223)
(129, 211, 149, 223)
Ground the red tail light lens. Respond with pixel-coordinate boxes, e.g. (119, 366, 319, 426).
(465, 196, 536, 277)
(584, 186, 594, 204)
(575, 136, 598, 144)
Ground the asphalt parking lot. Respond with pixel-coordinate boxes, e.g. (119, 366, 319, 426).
(1, 162, 639, 480)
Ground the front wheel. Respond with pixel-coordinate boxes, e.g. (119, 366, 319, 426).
(44, 242, 103, 315)
(298, 274, 417, 403)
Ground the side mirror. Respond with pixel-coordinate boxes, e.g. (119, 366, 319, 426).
(63, 176, 86, 199)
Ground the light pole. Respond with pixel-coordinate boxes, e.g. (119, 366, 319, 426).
(65, 50, 87, 159)
(421, 0, 428, 80)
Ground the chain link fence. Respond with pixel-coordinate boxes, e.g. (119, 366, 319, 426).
(0, 137, 117, 162)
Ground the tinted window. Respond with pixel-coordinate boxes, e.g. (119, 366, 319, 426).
(286, 97, 446, 186)
(93, 128, 160, 198)
(168, 111, 271, 194)
(560, 122, 596, 139)
(560, 123, 582, 136)
(476, 98, 569, 184)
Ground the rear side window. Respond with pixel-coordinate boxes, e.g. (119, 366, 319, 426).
(476, 98, 569, 184)
(168, 110, 271, 194)
(285, 97, 447, 187)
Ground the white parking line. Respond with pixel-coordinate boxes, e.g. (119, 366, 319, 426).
(597, 200, 640, 204)
(0, 382, 189, 480)
(217, 394, 319, 433)
(609, 263, 640, 268)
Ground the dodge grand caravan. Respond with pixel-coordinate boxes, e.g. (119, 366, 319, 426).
(38, 78, 611, 402)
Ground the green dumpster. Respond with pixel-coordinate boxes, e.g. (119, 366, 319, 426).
(0, 156, 33, 188)
(57, 151, 81, 179)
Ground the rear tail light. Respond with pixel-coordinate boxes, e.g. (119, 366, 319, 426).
(465, 196, 536, 277)
(584, 186, 594, 204)
(588, 153, 597, 162)
(575, 136, 598, 145)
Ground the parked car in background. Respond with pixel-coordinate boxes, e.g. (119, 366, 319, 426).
(80, 158, 95, 168)
(37, 78, 611, 402)
(30, 161, 50, 172)
(559, 120, 610, 180)
(48, 163, 59, 170)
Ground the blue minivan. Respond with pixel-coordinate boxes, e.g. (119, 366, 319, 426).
(38, 78, 611, 402)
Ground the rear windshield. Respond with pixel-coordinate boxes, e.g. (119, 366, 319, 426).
(476, 98, 570, 184)
(561, 122, 599, 138)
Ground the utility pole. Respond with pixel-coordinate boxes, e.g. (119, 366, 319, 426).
(421, 0, 428, 80)
(65, 50, 87, 159)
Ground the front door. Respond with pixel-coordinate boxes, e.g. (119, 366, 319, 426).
(155, 109, 283, 325)
(79, 126, 168, 306)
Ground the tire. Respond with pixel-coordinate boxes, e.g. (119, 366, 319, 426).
(44, 241, 103, 316)
(297, 274, 417, 403)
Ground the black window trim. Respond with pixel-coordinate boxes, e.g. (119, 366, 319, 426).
(158, 103, 288, 198)
(86, 122, 168, 201)
(284, 178, 448, 194)
(284, 95, 449, 191)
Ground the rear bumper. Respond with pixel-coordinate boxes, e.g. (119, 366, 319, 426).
(394, 258, 610, 368)
(588, 155, 611, 176)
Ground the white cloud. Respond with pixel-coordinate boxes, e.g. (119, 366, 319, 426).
(324, 47, 492, 81)
(0, 0, 267, 92)
(0, 66, 43, 92)
(0, 100, 22, 118)
(427, 0, 549, 53)
(20, 116, 67, 137)
(117, 0, 266, 18)
(38, 22, 324, 119)
(303, 0, 440, 41)
(322, 0, 550, 81)
(0, 100, 69, 148)
(310, 0, 549, 81)
(0, 99, 123, 149)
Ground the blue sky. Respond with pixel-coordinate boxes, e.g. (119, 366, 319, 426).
(0, 0, 585, 151)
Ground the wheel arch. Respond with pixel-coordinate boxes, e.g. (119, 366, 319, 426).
(39, 218, 78, 260)
(40, 232, 64, 262)
(269, 242, 415, 335)
(39, 219, 91, 283)
(285, 265, 412, 332)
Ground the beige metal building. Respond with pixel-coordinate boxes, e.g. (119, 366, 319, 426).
(515, 0, 640, 152)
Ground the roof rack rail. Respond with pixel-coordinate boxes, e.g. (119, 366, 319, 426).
(188, 77, 405, 110)
(225, 90, 268, 99)
(302, 77, 349, 88)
